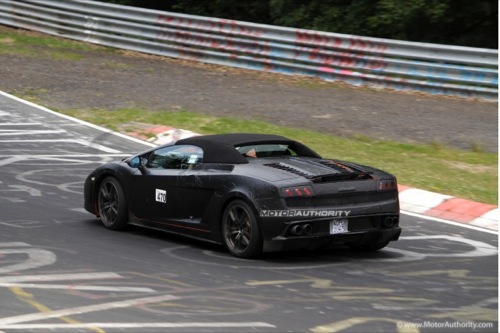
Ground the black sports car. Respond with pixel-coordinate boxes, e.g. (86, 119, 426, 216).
(84, 133, 401, 258)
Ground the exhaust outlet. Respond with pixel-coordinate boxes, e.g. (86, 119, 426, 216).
(383, 217, 397, 227)
(290, 224, 313, 236)
(291, 225, 304, 235)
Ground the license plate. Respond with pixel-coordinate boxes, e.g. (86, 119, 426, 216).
(330, 219, 348, 234)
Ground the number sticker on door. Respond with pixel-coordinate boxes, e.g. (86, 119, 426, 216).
(156, 189, 167, 203)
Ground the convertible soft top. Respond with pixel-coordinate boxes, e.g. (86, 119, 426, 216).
(176, 133, 321, 164)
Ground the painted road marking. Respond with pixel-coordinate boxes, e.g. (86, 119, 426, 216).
(0, 139, 121, 153)
(0, 294, 180, 325)
(399, 235, 498, 257)
(70, 208, 90, 214)
(0, 283, 155, 293)
(0, 243, 274, 331)
(163, 233, 497, 269)
(0, 154, 129, 158)
(0, 123, 43, 126)
(0, 244, 145, 291)
(0, 185, 41, 196)
(0, 221, 42, 228)
(0, 130, 66, 136)
(0, 272, 123, 283)
(0, 156, 24, 167)
(0, 242, 30, 247)
(0, 322, 276, 330)
(402, 211, 498, 235)
(0, 154, 130, 168)
(311, 317, 420, 333)
(0, 247, 56, 274)
(0, 91, 155, 147)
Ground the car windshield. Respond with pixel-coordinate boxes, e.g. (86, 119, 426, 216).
(236, 144, 296, 158)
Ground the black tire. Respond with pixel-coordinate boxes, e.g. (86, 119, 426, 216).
(349, 240, 390, 252)
(97, 176, 128, 230)
(222, 200, 263, 258)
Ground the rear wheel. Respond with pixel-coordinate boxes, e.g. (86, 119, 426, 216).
(222, 200, 263, 258)
(349, 240, 390, 252)
(97, 176, 128, 230)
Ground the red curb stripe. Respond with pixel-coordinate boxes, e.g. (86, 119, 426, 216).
(128, 132, 149, 140)
(397, 184, 411, 192)
(147, 126, 174, 134)
(128, 126, 174, 140)
(426, 198, 497, 223)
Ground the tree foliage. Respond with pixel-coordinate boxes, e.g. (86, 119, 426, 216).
(96, 0, 497, 48)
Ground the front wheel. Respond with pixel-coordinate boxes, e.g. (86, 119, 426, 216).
(97, 176, 128, 230)
(222, 200, 263, 259)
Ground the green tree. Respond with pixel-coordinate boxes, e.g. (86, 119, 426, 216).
(171, 0, 272, 23)
(368, 0, 497, 47)
(270, 0, 378, 36)
(269, 0, 497, 48)
(94, 0, 497, 48)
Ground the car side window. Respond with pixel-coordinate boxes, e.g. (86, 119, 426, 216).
(145, 145, 203, 170)
(236, 144, 296, 158)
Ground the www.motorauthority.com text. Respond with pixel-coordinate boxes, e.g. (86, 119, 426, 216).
(397, 321, 494, 330)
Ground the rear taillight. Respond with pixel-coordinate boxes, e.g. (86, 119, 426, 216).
(377, 179, 397, 191)
(282, 185, 315, 197)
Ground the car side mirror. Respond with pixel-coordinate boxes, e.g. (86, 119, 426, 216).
(128, 156, 150, 175)
(128, 156, 141, 168)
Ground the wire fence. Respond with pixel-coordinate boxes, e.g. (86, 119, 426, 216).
(0, 0, 497, 100)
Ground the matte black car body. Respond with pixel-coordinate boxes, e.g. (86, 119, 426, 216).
(84, 133, 401, 258)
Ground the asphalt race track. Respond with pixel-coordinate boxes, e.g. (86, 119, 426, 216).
(0, 92, 497, 333)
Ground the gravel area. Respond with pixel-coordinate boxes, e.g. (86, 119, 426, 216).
(0, 27, 497, 152)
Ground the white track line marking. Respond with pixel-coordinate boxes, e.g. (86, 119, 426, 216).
(0, 294, 180, 325)
(401, 210, 498, 235)
(0, 130, 66, 136)
(0, 139, 121, 153)
(0, 272, 122, 283)
(0, 123, 43, 126)
(0, 322, 276, 329)
(0, 154, 129, 158)
(0, 91, 155, 147)
(0, 283, 155, 293)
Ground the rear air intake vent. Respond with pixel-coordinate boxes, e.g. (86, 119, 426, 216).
(316, 160, 355, 173)
(264, 163, 314, 178)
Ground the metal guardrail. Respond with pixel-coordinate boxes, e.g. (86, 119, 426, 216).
(0, 0, 497, 100)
